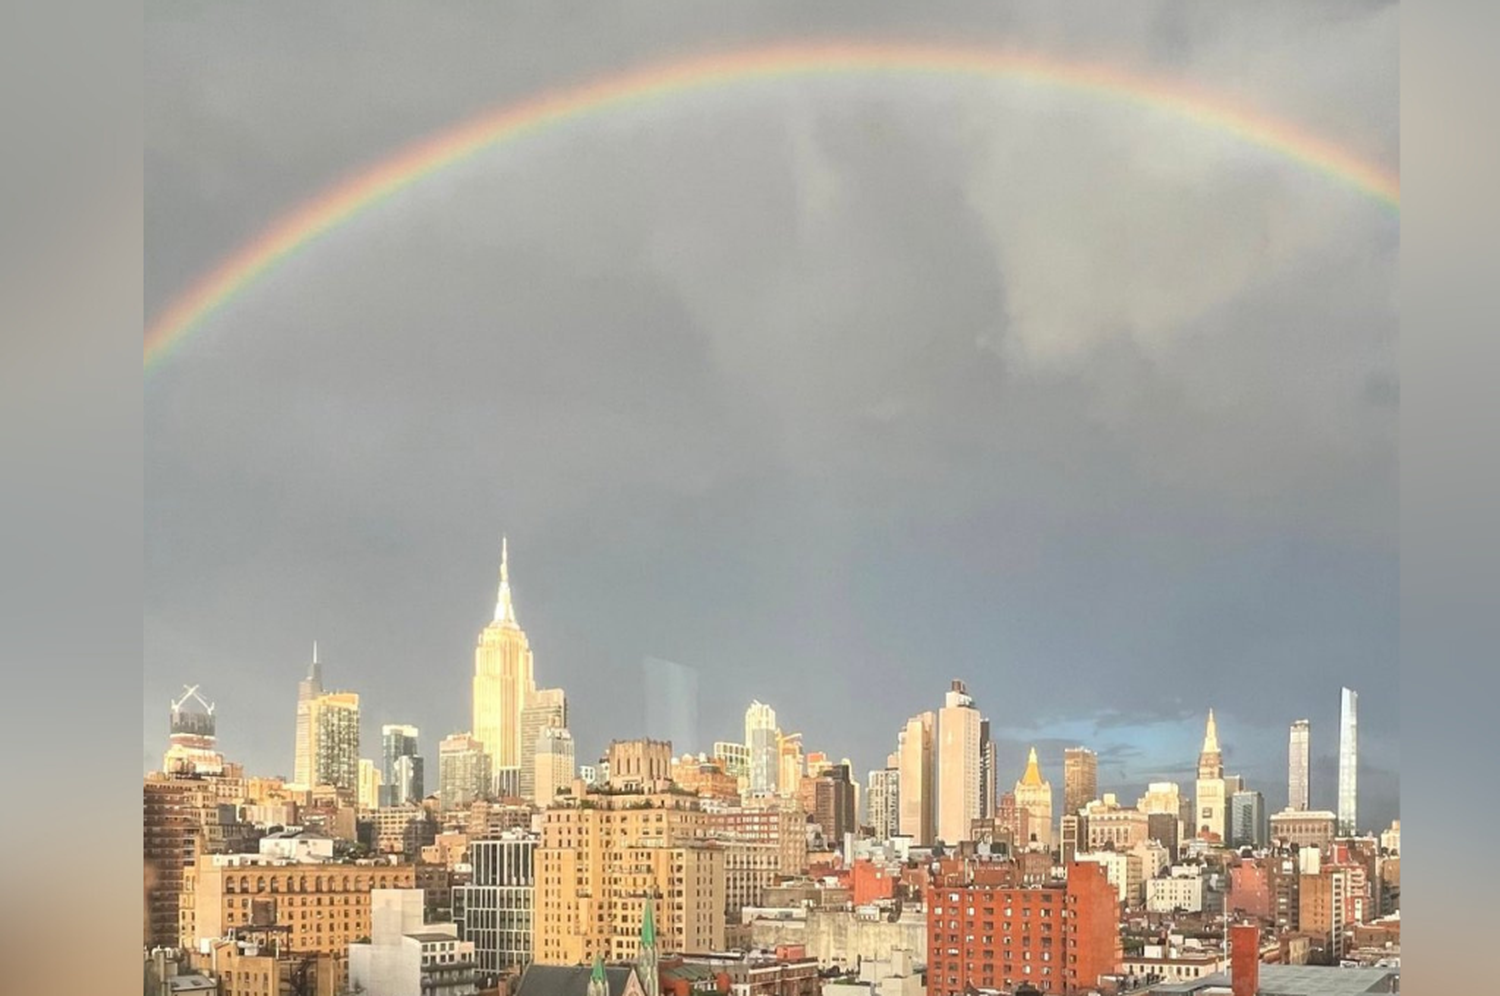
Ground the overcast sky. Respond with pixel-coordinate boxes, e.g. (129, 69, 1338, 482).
(145, 3, 1398, 829)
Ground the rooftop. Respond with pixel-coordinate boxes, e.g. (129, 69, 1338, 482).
(1149, 963, 1399, 995)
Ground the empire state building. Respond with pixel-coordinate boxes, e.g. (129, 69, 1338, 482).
(472, 537, 536, 797)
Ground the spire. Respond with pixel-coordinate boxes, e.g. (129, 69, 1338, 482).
(1021, 746, 1043, 786)
(1203, 709, 1220, 753)
(307, 640, 322, 687)
(587, 952, 607, 996)
(641, 892, 656, 949)
(493, 535, 517, 625)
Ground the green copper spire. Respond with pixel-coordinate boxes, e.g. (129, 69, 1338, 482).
(592, 952, 606, 984)
(641, 893, 656, 948)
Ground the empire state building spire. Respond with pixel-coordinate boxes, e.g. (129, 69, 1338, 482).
(494, 535, 517, 625)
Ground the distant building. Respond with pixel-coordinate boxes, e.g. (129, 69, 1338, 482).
(1229, 789, 1269, 849)
(810, 763, 857, 843)
(867, 760, 900, 841)
(1288, 719, 1311, 812)
(294, 643, 324, 788)
(164, 685, 225, 776)
(473, 539, 537, 798)
(1270, 809, 1337, 852)
(1063, 747, 1099, 819)
(312, 691, 361, 797)
(359, 758, 383, 810)
(1012, 747, 1054, 850)
(936, 680, 982, 845)
(441, 734, 494, 811)
(1194, 710, 1226, 841)
(606, 738, 673, 792)
(520, 689, 567, 803)
(897, 712, 936, 845)
(746, 701, 780, 797)
(381, 724, 422, 806)
(534, 726, 576, 805)
(1338, 688, 1359, 835)
(1145, 865, 1206, 913)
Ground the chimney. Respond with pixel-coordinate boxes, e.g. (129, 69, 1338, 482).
(1231, 924, 1260, 996)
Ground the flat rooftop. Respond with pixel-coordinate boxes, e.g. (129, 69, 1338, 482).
(1151, 963, 1399, 995)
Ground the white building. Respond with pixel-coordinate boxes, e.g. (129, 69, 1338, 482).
(821, 948, 924, 996)
(349, 889, 477, 996)
(256, 829, 335, 862)
(1120, 940, 1224, 988)
(1075, 850, 1143, 907)
(1145, 866, 1206, 913)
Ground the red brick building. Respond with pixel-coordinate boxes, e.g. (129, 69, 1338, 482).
(925, 859, 1120, 996)
(850, 859, 897, 906)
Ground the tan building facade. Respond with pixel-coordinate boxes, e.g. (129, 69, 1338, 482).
(532, 790, 725, 966)
(178, 856, 415, 990)
(897, 712, 935, 844)
(607, 738, 673, 791)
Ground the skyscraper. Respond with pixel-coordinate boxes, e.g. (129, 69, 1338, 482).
(777, 731, 804, 800)
(1230, 789, 1269, 848)
(164, 685, 224, 776)
(1195, 709, 1227, 841)
(473, 538, 537, 796)
(897, 711, 936, 844)
(745, 701, 778, 797)
(1064, 747, 1099, 818)
(937, 679, 982, 845)
(534, 726, 576, 805)
(440, 733, 493, 811)
(293, 642, 323, 787)
(381, 724, 421, 806)
(1338, 688, 1358, 834)
(1288, 720, 1310, 811)
(312, 691, 361, 795)
(358, 758, 382, 809)
(979, 719, 997, 819)
(867, 758, 900, 841)
(519, 688, 567, 802)
(393, 754, 424, 807)
(1012, 747, 1054, 849)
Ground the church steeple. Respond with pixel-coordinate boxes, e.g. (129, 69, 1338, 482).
(494, 535, 517, 625)
(587, 952, 607, 996)
(637, 893, 660, 996)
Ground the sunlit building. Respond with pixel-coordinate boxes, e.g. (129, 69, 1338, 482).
(473, 538, 537, 797)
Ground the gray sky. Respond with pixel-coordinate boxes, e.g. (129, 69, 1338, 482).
(145, 3, 1398, 829)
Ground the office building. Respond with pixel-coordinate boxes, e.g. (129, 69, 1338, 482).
(473, 538, 537, 797)
(867, 760, 900, 841)
(936, 680, 982, 845)
(1063, 747, 1099, 819)
(440, 734, 493, 811)
(519, 689, 567, 802)
(382, 724, 421, 806)
(778, 731, 804, 801)
(745, 701, 779, 797)
(359, 758, 383, 810)
(455, 832, 537, 981)
(294, 642, 323, 788)
(979, 720, 997, 819)
(1012, 747, 1054, 849)
(534, 726, 576, 805)
(1270, 809, 1337, 852)
(810, 762, 856, 842)
(897, 712, 936, 844)
(1230, 789, 1269, 849)
(312, 692, 361, 796)
(1338, 688, 1358, 835)
(1288, 719, 1310, 812)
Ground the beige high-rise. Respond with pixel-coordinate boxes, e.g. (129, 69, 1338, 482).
(293, 643, 323, 788)
(473, 538, 536, 795)
(897, 712, 936, 844)
(937, 680, 981, 845)
(533, 790, 725, 965)
(520, 688, 567, 801)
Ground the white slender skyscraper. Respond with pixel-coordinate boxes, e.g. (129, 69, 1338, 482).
(1338, 688, 1358, 834)
(745, 701, 778, 796)
(1288, 719, 1310, 811)
(293, 642, 323, 788)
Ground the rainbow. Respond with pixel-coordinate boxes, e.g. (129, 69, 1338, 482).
(145, 42, 1399, 371)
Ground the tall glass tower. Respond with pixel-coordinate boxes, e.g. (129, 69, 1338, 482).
(381, 724, 421, 806)
(1338, 688, 1358, 835)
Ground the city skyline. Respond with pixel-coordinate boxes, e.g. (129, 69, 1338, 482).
(145, 6, 1398, 829)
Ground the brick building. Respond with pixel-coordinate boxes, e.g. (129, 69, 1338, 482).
(925, 858, 1120, 996)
